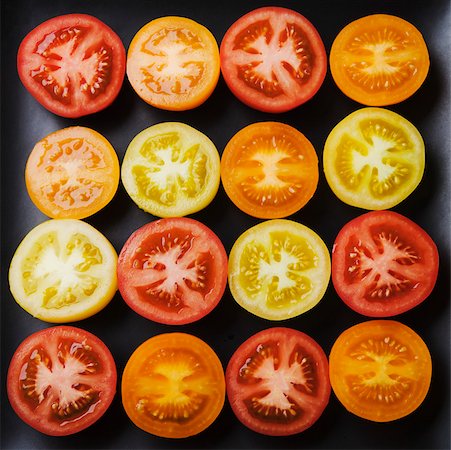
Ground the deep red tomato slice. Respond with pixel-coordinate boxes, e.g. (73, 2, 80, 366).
(117, 217, 228, 325)
(226, 327, 330, 436)
(17, 14, 126, 118)
(332, 211, 439, 317)
(7, 326, 117, 436)
(220, 6, 327, 113)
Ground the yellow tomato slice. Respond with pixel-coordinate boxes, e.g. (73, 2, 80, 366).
(329, 320, 432, 422)
(121, 332, 225, 438)
(121, 122, 220, 217)
(8, 219, 118, 322)
(323, 107, 425, 210)
(25, 127, 119, 219)
(330, 14, 430, 106)
(228, 219, 330, 320)
(126, 16, 220, 111)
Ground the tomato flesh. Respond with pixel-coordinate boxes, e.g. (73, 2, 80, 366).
(121, 333, 225, 438)
(332, 210, 439, 317)
(329, 320, 432, 422)
(220, 6, 327, 112)
(117, 218, 228, 325)
(25, 126, 119, 219)
(330, 14, 430, 106)
(323, 107, 425, 210)
(220, 122, 319, 218)
(17, 14, 126, 118)
(226, 327, 330, 435)
(7, 326, 117, 436)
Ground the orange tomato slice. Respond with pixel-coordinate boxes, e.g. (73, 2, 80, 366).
(330, 14, 430, 106)
(121, 333, 225, 438)
(329, 320, 432, 422)
(126, 16, 220, 110)
(25, 127, 119, 219)
(221, 122, 319, 219)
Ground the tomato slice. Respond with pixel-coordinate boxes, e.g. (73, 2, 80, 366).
(332, 211, 439, 317)
(220, 6, 327, 113)
(126, 16, 220, 110)
(330, 14, 430, 106)
(25, 127, 120, 219)
(329, 320, 432, 422)
(323, 107, 425, 210)
(7, 326, 117, 436)
(226, 327, 330, 436)
(17, 14, 126, 118)
(8, 219, 118, 322)
(228, 219, 330, 320)
(121, 122, 220, 217)
(117, 217, 228, 325)
(121, 332, 225, 438)
(220, 122, 319, 219)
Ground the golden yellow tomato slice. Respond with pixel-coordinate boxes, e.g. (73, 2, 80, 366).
(8, 219, 118, 322)
(329, 320, 432, 422)
(25, 127, 119, 219)
(228, 219, 330, 320)
(121, 122, 220, 217)
(323, 107, 425, 210)
(126, 16, 220, 111)
(121, 332, 225, 438)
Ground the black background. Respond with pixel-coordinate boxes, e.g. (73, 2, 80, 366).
(1, 0, 450, 448)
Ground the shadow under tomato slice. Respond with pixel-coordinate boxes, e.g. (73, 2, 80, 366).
(332, 210, 439, 317)
(226, 327, 330, 436)
(117, 217, 228, 325)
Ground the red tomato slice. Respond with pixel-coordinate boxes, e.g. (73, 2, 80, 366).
(17, 14, 126, 118)
(117, 217, 228, 325)
(7, 326, 117, 436)
(332, 211, 439, 317)
(220, 6, 327, 113)
(226, 327, 330, 436)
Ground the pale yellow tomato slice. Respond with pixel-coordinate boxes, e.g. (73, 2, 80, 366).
(228, 219, 330, 320)
(323, 107, 425, 210)
(8, 219, 118, 322)
(121, 122, 220, 217)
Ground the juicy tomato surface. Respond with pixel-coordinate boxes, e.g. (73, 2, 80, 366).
(329, 320, 432, 422)
(220, 6, 327, 113)
(117, 217, 228, 325)
(330, 14, 430, 106)
(17, 14, 126, 118)
(226, 327, 330, 436)
(25, 127, 120, 219)
(228, 219, 330, 320)
(121, 122, 220, 217)
(220, 122, 319, 219)
(8, 219, 118, 322)
(332, 210, 439, 317)
(121, 332, 225, 438)
(7, 326, 117, 436)
(323, 107, 425, 210)
(127, 16, 220, 110)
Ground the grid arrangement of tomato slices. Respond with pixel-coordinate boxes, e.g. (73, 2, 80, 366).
(5, 4, 442, 444)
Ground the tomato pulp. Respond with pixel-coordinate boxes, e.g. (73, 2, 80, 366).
(17, 14, 126, 118)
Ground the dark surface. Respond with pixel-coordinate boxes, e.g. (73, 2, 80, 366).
(1, 0, 450, 449)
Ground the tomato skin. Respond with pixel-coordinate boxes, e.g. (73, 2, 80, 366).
(220, 6, 327, 113)
(25, 126, 120, 219)
(330, 14, 430, 106)
(117, 217, 228, 325)
(329, 320, 432, 422)
(121, 332, 225, 438)
(226, 327, 330, 436)
(7, 326, 117, 436)
(17, 14, 126, 118)
(332, 210, 439, 317)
